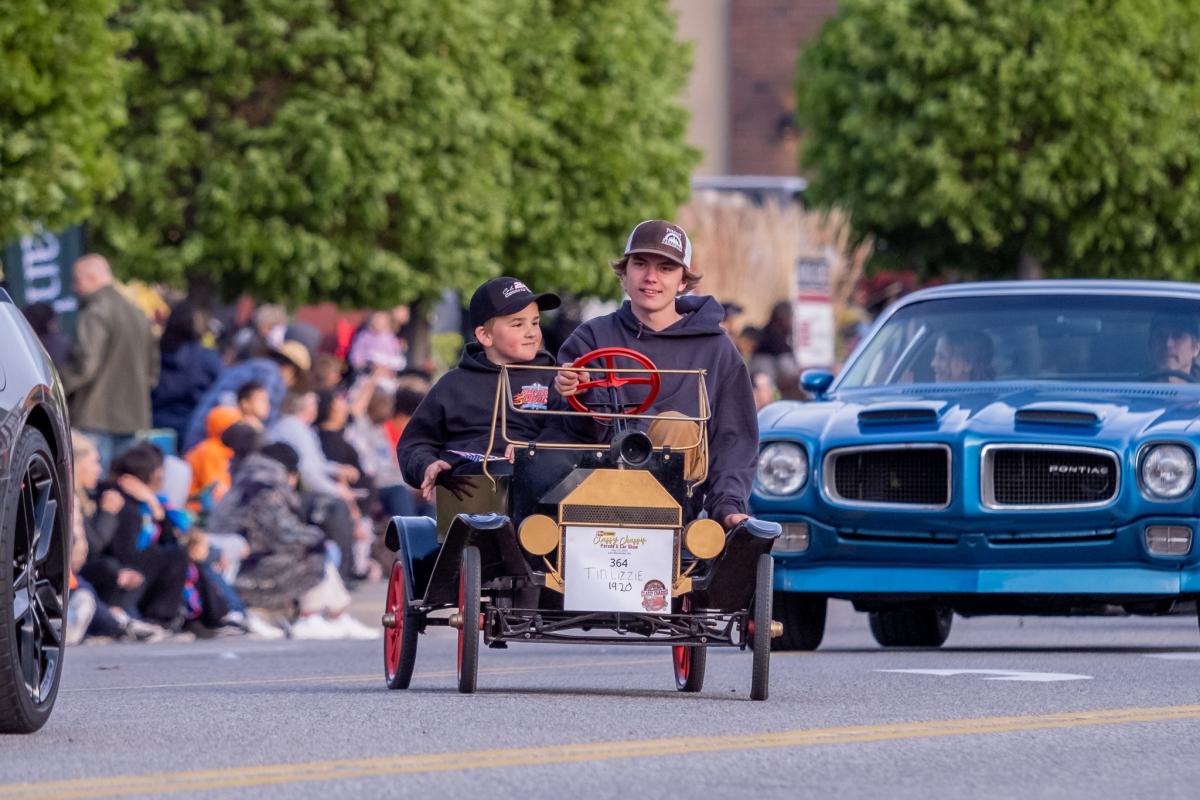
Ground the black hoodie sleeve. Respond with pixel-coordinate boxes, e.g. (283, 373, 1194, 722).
(702, 342, 759, 524)
(397, 383, 452, 489)
(550, 323, 605, 443)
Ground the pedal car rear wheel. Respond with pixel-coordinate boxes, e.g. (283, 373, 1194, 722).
(384, 560, 419, 690)
(672, 596, 706, 693)
(750, 553, 773, 701)
(457, 546, 482, 694)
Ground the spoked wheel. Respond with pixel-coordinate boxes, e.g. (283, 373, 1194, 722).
(456, 546, 481, 694)
(383, 560, 418, 690)
(749, 553, 773, 701)
(1, 429, 68, 734)
(672, 595, 706, 693)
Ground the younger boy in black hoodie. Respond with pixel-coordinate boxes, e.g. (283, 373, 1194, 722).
(398, 277, 561, 502)
(555, 220, 757, 530)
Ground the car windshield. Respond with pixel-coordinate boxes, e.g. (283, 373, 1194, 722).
(839, 293, 1200, 388)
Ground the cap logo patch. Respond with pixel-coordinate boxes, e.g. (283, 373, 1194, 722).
(661, 230, 684, 252)
(502, 281, 530, 298)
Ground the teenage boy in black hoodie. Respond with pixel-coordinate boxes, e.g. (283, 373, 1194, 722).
(555, 220, 757, 530)
(398, 277, 561, 502)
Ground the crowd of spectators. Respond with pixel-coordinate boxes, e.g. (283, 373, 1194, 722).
(23, 252, 871, 646)
(32, 254, 433, 644)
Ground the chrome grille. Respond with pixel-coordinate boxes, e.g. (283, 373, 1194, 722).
(983, 446, 1118, 508)
(824, 445, 950, 508)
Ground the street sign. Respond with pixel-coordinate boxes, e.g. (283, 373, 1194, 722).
(1, 224, 85, 334)
(793, 252, 834, 368)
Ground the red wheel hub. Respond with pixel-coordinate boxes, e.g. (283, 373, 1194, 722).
(385, 562, 405, 677)
(673, 595, 692, 684)
(566, 347, 661, 416)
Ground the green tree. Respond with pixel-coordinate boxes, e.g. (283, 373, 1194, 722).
(796, 0, 1200, 279)
(503, 0, 698, 297)
(96, 0, 518, 307)
(97, 0, 697, 308)
(0, 0, 127, 245)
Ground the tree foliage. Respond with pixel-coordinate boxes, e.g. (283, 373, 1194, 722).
(0, 0, 127, 245)
(96, 0, 516, 307)
(95, 0, 696, 306)
(503, 0, 697, 297)
(796, 0, 1200, 279)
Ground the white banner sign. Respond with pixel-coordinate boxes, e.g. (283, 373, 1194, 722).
(793, 253, 835, 368)
(563, 526, 674, 613)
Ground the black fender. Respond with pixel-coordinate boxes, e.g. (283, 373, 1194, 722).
(422, 514, 533, 606)
(692, 518, 781, 611)
(384, 516, 440, 602)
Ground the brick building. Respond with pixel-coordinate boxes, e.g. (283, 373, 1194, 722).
(671, 0, 838, 177)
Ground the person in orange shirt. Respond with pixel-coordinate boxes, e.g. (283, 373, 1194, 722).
(185, 406, 243, 512)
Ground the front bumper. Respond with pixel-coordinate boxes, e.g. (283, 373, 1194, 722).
(767, 514, 1200, 598)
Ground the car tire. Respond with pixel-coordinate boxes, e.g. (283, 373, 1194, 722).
(0, 427, 69, 734)
(868, 605, 953, 648)
(771, 592, 827, 651)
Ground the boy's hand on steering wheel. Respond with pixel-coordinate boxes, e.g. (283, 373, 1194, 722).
(554, 368, 590, 398)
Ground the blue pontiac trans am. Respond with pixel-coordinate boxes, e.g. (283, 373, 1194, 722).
(751, 280, 1200, 649)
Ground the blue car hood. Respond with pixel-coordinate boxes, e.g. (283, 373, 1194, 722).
(762, 383, 1200, 446)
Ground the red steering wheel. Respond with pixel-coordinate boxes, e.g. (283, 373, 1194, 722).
(566, 347, 661, 416)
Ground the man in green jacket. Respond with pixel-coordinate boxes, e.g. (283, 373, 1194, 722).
(60, 254, 159, 469)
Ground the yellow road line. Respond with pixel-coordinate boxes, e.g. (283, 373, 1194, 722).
(3, 704, 1198, 799)
(60, 657, 664, 693)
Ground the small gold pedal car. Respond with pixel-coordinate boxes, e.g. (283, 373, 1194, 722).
(381, 347, 782, 699)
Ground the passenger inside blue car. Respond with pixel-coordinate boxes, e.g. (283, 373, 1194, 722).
(930, 329, 995, 382)
(1147, 313, 1200, 383)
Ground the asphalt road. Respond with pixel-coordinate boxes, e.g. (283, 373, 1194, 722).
(3, 587, 1200, 799)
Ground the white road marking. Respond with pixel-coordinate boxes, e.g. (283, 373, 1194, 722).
(877, 668, 1093, 682)
(1144, 653, 1200, 661)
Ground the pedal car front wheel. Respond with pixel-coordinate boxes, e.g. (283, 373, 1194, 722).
(384, 560, 419, 690)
(750, 553, 773, 701)
(457, 546, 482, 694)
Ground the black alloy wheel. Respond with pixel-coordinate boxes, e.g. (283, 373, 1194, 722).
(1, 429, 68, 734)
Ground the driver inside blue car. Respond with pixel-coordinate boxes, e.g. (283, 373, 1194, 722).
(397, 277, 562, 502)
(554, 220, 757, 530)
(1148, 312, 1200, 383)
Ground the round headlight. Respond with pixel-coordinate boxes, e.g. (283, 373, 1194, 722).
(756, 442, 808, 495)
(1141, 444, 1196, 500)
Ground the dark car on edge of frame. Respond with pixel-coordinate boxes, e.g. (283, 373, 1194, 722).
(0, 286, 73, 733)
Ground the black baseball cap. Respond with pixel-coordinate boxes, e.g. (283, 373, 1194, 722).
(1150, 311, 1200, 338)
(469, 277, 560, 328)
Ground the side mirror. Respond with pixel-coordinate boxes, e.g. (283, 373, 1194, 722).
(801, 369, 834, 399)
